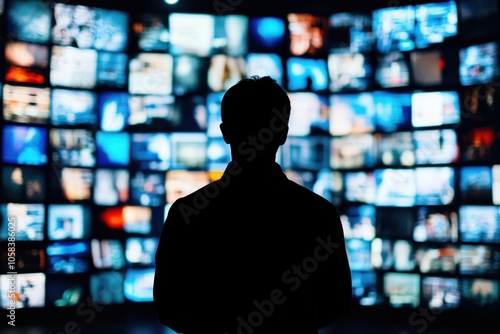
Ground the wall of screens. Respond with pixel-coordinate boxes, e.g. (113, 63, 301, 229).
(0, 0, 499, 320)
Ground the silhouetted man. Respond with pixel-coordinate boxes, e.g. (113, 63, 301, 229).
(154, 76, 351, 334)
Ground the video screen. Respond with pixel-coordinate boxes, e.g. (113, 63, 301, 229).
(327, 52, 372, 92)
(287, 13, 329, 57)
(373, 6, 415, 53)
(346, 239, 372, 271)
(461, 278, 499, 308)
(459, 206, 500, 243)
(460, 167, 493, 203)
(383, 272, 420, 308)
(213, 15, 248, 57)
(375, 52, 410, 88)
(0, 273, 45, 308)
(130, 171, 166, 207)
(50, 167, 93, 203)
(415, 167, 455, 205)
(329, 93, 375, 136)
(130, 133, 171, 170)
(460, 84, 500, 123)
(207, 55, 246, 92)
(375, 132, 414, 167)
(50, 46, 97, 89)
(91, 239, 125, 269)
(286, 57, 328, 92)
(6, 0, 51, 43)
(421, 276, 460, 310)
(46, 241, 90, 274)
(459, 245, 500, 275)
(460, 127, 499, 163)
(494, 165, 500, 205)
(410, 48, 459, 86)
(97, 52, 128, 88)
(206, 92, 224, 138)
(413, 206, 458, 243)
(330, 134, 376, 169)
(2, 84, 50, 124)
(459, 42, 500, 86)
(288, 93, 329, 136)
(51, 89, 97, 126)
(98, 91, 129, 132)
(125, 237, 158, 265)
(328, 13, 374, 53)
(340, 205, 376, 240)
(124, 268, 155, 302)
(46, 276, 86, 307)
(165, 171, 210, 204)
(128, 95, 180, 130)
(4, 42, 49, 85)
(411, 91, 460, 127)
(47, 204, 91, 240)
(52, 3, 95, 48)
(373, 91, 412, 132)
(414, 1, 458, 49)
(249, 17, 285, 53)
(169, 13, 215, 57)
(351, 270, 378, 306)
(415, 245, 458, 273)
(173, 95, 207, 132)
(376, 207, 414, 239)
(172, 55, 210, 95)
(281, 136, 330, 171)
(95, 132, 130, 167)
(375, 169, 416, 207)
(459, 0, 500, 40)
(94, 169, 129, 206)
(371, 239, 415, 271)
(1, 166, 46, 202)
(170, 133, 208, 170)
(128, 53, 173, 95)
(246, 53, 284, 85)
(312, 169, 344, 205)
(2, 125, 47, 166)
(413, 129, 459, 165)
(90, 271, 125, 305)
(344, 171, 376, 204)
(50, 129, 96, 167)
(0, 203, 44, 241)
(96, 206, 153, 236)
(1, 244, 45, 272)
(207, 137, 231, 171)
(135, 14, 169, 52)
(93, 8, 129, 52)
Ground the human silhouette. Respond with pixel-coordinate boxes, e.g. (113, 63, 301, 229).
(154, 75, 352, 334)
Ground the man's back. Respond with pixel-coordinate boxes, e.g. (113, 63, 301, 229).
(154, 162, 351, 333)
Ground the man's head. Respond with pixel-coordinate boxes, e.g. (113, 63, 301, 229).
(219, 76, 291, 154)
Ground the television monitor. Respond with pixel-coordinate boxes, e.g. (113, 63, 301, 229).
(91, 239, 125, 269)
(1, 166, 46, 202)
(414, 167, 455, 205)
(286, 57, 328, 92)
(206, 92, 224, 138)
(2, 125, 47, 166)
(375, 132, 415, 167)
(249, 17, 285, 53)
(169, 13, 215, 57)
(213, 15, 248, 57)
(375, 168, 414, 208)
(96, 52, 128, 88)
(372, 6, 415, 53)
(375, 52, 410, 88)
(414, 1, 458, 49)
(170, 133, 208, 170)
(413, 206, 458, 243)
(50, 89, 97, 126)
(128, 53, 172, 95)
(376, 207, 414, 239)
(328, 13, 374, 53)
(6, 0, 51, 43)
(461, 278, 499, 309)
(172, 55, 210, 95)
(96, 206, 153, 236)
(93, 8, 129, 52)
(130, 133, 171, 170)
(135, 14, 169, 52)
(330, 134, 376, 169)
(94, 168, 129, 206)
(207, 55, 246, 92)
(90, 271, 125, 305)
(173, 95, 207, 132)
(95, 132, 130, 167)
(124, 268, 155, 302)
(373, 91, 412, 132)
(421, 277, 460, 310)
(125, 237, 158, 265)
(460, 84, 500, 123)
(52, 3, 95, 49)
(281, 136, 330, 171)
(288, 93, 329, 136)
(287, 13, 329, 57)
(0, 243, 45, 272)
(46, 241, 90, 274)
(46, 276, 87, 307)
(410, 48, 459, 86)
(460, 166, 493, 203)
(345, 239, 372, 271)
(246, 53, 284, 85)
(311, 169, 343, 206)
(128, 94, 180, 130)
(207, 137, 231, 171)
(344, 171, 376, 204)
(98, 92, 129, 132)
(50, 46, 97, 89)
(327, 52, 372, 92)
(0, 273, 45, 308)
(371, 239, 415, 271)
(50, 129, 96, 167)
(4, 42, 49, 85)
(329, 93, 375, 136)
(47, 204, 91, 240)
(351, 270, 378, 306)
(413, 129, 459, 165)
(2, 84, 50, 124)
(411, 91, 460, 127)
(460, 127, 499, 162)
(0, 203, 44, 241)
(494, 165, 500, 205)
(459, 245, 500, 275)
(130, 171, 166, 207)
(459, 42, 500, 86)
(165, 170, 211, 204)
(50, 167, 93, 203)
(415, 245, 458, 273)
(458, 0, 500, 40)
(339, 205, 376, 240)
(459, 206, 500, 243)
(383, 273, 420, 308)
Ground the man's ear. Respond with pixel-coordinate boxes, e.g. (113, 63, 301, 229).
(278, 125, 289, 146)
(220, 123, 231, 144)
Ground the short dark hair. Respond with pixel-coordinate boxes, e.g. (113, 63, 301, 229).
(221, 76, 291, 143)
